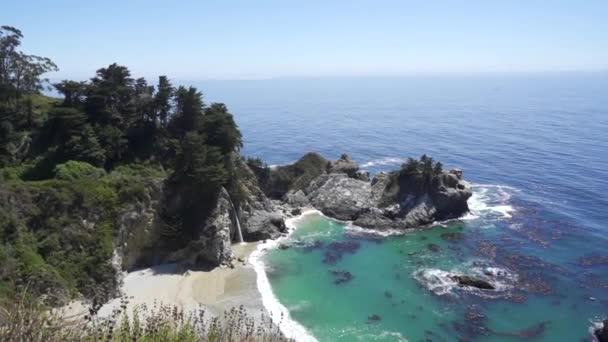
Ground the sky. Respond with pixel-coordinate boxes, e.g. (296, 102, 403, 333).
(2, 0, 607, 80)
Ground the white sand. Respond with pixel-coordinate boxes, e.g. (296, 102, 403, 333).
(60, 242, 263, 320)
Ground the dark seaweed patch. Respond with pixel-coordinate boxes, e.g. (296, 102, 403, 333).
(322, 241, 360, 265)
(329, 270, 353, 285)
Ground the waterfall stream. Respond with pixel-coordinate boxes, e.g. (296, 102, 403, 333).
(228, 195, 244, 243)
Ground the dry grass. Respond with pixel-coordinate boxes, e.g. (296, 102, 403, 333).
(1, 293, 292, 342)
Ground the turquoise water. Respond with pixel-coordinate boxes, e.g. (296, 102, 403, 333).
(264, 202, 605, 341)
(194, 75, 608, 341)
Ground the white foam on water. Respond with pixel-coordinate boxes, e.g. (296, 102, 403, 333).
(288, 300, 312, 313)
(412, 268, 459, 295)
(589, 319, 605, 342)
(333, 327, 409, 342)
(464, 184, 516, 220)
(361, 157, 405, 169)
(249, 209, 321, 342)
(412, 261, 517, 298)
(343, 223, 406, 237)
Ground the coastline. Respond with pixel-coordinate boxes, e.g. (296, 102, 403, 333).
(59, 186, 504, 341)
(250, 208, 322, 342)
(59, 208, 323, 342)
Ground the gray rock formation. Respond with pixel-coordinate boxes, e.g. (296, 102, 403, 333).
(233, 155, 287, 240)
(115, 182, 236, 270)
(306, 173, 374, 220)
(115, 179, 164, 272)
(166, 187, 235, 266)
(249, 152, 330, 199)
(329, 154, 359, 177)
(252, 153, 472, 230)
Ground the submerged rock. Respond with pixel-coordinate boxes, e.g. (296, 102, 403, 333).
(367, 314, 382, 324)
(492, 321, 549, 339)
(427, 243, 441, 253)
(441, 231, 464, 242)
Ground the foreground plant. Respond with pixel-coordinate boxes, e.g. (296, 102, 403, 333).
(0, 293, 292, 341)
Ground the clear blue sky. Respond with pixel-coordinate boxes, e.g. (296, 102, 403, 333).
(2, 0, 607, 80)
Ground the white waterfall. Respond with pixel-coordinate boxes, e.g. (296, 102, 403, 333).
(228, 195, 244, 244)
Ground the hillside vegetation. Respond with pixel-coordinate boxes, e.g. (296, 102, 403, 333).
(0, 25, 243, 304)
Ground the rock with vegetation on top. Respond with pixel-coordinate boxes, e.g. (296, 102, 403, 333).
(250, 153, 472, 231)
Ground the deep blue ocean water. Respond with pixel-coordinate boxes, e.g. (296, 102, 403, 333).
(195, 74, 608, 341)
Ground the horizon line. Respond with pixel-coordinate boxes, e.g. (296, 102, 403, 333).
(48, 69, 608, 83)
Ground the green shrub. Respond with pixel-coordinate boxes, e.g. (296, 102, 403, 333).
(118, 181, 147, 203)
(53, 161, 105, 181)
(110, 162, 166, 178)
(0, 164, 33, 182)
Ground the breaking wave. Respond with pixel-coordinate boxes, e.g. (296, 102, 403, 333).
(589, 320, 605, 342)
(464, 184, 516, 220)
(412, 261, 518, 298)
(361, 157, 405, 169)
(249, 209, 321, 342)
(343, 223, 406, 237)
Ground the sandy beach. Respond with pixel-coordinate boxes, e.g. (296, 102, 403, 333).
(60, 242, 264, 321)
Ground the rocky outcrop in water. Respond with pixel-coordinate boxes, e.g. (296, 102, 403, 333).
(251, 153, 472, 230)
(352, 168, 472, 229)
(451, 275, 496, 290)
(596, 320, 608, 342)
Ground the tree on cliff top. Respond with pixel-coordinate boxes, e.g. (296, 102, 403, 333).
(400, 154, 444, 190)
(0, 26, 58, 103)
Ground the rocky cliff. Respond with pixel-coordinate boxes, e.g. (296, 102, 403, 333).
(115, 154, 287, 273)
(232, 155, 287, 241)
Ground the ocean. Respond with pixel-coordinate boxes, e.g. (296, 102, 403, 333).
(196, 73, 608, 341)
